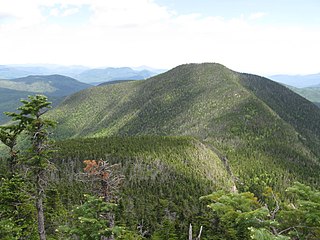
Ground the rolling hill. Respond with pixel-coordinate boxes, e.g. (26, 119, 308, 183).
(0, 75, 91, 123)
(3, 75, 91, 96)
(49, 63, 320, 196)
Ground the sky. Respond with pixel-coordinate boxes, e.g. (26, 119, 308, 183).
(0, 0, 319, 75)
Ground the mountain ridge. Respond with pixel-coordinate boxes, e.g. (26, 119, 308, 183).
(49, 63, 320, 194)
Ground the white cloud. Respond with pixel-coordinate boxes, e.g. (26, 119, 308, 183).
(49, 7, 80, 17)
(249, 12, 267, 20)
(88, 0, 172, 27)
(50, 8, 60, 17)
(0, 0, 45, 27)
(0, 0, 319, 75)
(61, 7, 79, 17)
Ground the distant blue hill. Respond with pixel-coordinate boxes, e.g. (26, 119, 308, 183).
(0, 65, 31, 79)
(75, 67, 160, 84)
(0, 64, 164, 84)
(270, 73, 320, 88)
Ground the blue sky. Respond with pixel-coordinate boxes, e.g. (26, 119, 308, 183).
(157, 0, 320, 26)
(0, 0, 319, 75)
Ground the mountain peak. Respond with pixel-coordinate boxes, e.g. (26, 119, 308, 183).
(49, 63, 320, 194)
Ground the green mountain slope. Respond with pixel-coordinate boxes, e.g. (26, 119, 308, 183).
(239, 74, 320, 155)
(49, 63, 320, 194)
(98, 79, 136, 86)
(285, 85, 320, 107)
(0, 75, 91, 123)
(52, 136, 233, 237)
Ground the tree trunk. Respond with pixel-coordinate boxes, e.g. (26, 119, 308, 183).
(36, 196, 46, 240)
(36, 173, 46, 240)
(196, 226, 203, 240)
(106, 213, 115, 240)
(189, 224, 193, 240)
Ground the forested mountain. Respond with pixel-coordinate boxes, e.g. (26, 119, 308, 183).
(2, 63, 320, 239)
(50, 63, 320, 195)
(286, 85, 320, 107)
(0, 75, 91, 123)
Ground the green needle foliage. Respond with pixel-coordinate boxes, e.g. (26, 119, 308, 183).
(0, 175, 37, 239)
(249, 228, 290, 240)
(1, 95, 57, 240)
(0, 125, 22, 173)
(58, 194, 118, 240)
(279, 182, 320, 239)
(200, 183, 320, 239)
(200, 191, 270, 240)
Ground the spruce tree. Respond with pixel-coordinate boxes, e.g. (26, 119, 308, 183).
(6, 95, 56, 240)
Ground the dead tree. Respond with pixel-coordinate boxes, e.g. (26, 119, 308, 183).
(189, 224, 203, 240)
(83, 159, 124, 240)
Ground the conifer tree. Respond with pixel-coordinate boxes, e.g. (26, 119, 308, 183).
(5, 95, 56, 240)
(0, 123, 23, 174)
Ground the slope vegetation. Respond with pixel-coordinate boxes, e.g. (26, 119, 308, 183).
(286, 85, 320, 107)
(50, 63, 320, 195)
(53, 136, 233, 236)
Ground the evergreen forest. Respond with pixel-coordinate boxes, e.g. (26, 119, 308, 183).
(1, 63, 320, 239)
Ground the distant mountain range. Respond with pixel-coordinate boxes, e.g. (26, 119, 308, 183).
(270, 73, 320, 88)
(0, 64, 163, 123)
(0, 64, 89, 79)
(75, 67, 161, 84)
(268, 73, 320, 107)
(0, 75, 91, 123)
(0, 64, 165, 84)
